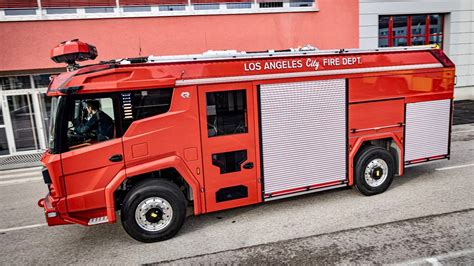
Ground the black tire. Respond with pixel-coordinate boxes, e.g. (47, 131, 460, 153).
(354, 145, 396, 196)
(121, 179, 187, 243)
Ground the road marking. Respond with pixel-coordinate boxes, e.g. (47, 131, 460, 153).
(452, 129, 474, 134)
(431, 248, 474, 261)
(0, 173, 42, 180)
(435, 163, 474, 171)
(0, 177, 42, 186)
(399, 248, 474, 265)
(0, 223, 47, 233)
(425, 258, 441, 266)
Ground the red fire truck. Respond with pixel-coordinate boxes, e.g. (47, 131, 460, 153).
(38, 40, 455, 242)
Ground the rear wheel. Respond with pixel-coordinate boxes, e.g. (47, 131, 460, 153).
(121, 179, 186, 242)
(354, 145, 395, 196)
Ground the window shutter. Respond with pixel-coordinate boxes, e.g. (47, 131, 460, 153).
(119, 0, 188, 5)
(191, 0, 250, 3)
(0, 0, 38, 8)
(41, 0, 116, 8)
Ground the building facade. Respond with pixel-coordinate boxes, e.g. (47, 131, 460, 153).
(0, 0, 472, 165)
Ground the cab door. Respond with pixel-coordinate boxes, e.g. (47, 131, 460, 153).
(198, 82, 259, 212)
(60, 95, 124, 215)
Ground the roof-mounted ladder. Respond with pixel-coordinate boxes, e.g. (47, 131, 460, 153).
(131, 45, 439, 65)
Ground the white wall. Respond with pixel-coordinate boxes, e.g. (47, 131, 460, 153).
(359, 0, 474, 100)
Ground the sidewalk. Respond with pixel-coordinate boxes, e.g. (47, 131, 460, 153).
(0, 152, 43, 171)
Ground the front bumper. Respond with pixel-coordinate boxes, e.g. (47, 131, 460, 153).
(38, 193, 70, 226)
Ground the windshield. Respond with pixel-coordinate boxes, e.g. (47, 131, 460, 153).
(48, 97, 60, 153)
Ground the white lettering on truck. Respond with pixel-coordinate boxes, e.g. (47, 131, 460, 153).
(244, 57, 362, 72)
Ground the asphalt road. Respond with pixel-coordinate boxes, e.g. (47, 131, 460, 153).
(0, 124, 473, 265)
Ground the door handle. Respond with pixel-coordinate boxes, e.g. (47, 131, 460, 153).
(109, 154, 123, 162)
(243, 162, 254, 169)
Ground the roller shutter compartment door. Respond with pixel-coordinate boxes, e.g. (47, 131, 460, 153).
(405, 99, 451, 162)
(259, 79, 347, 196)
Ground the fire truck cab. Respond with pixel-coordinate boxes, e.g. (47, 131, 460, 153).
(38, 40, 455, 242)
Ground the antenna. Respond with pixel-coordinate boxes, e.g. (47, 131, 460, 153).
(138, 37, 142, 57)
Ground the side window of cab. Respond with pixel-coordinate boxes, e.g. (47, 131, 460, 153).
(65, 96, 118, 150)
(120, 88, 173, 133)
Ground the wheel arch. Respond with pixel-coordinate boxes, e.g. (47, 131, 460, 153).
(349, 132, 404, 186)
(105, 155, 203, 223)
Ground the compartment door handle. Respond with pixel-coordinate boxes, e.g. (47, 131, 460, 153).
(243, 162, 254, 169)
(109, 154, 123, 162)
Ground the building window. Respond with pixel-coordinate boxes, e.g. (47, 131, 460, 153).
(45, 8, 77, 14)
(0, 76, 31, 90)
(33, 74, 53, 88)
(159, 5, 185, 11)
(378, 14, 444, 48)
(259, 2, 283, 8)
(84, 7, 115, 13)
(4, 9, 36, 16)
(226, 3, 252, 9)
(122, 6, 152, 12)
(290, 0, 313, 7)
(1, 0, 316, 20)
(193, 4, 220, 10)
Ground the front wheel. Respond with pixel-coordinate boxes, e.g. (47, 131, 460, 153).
(121, 179, 187, 242)
(354, 145, 396, 196)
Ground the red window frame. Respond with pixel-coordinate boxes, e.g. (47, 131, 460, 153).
(379, 14, 444, 48)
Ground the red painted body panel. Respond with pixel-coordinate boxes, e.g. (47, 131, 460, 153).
(48, 51, 441, 96)
(40, 153, 64, 197)
(39, 47, 455, 228)
(349, 70, 455, 103)
(348, 99, 406, 185)
(349, 99, 405, 134)
(119, 85, 205, 217)
(62, 139, 124, 216)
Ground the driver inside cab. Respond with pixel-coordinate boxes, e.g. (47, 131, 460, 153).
(73, 99, 114, 143)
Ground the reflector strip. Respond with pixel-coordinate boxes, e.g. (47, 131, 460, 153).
(88, 216, 109, 226)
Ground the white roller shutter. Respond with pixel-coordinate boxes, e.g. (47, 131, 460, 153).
(259, 79, 347, 196)
(405, 99, 451, 162)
